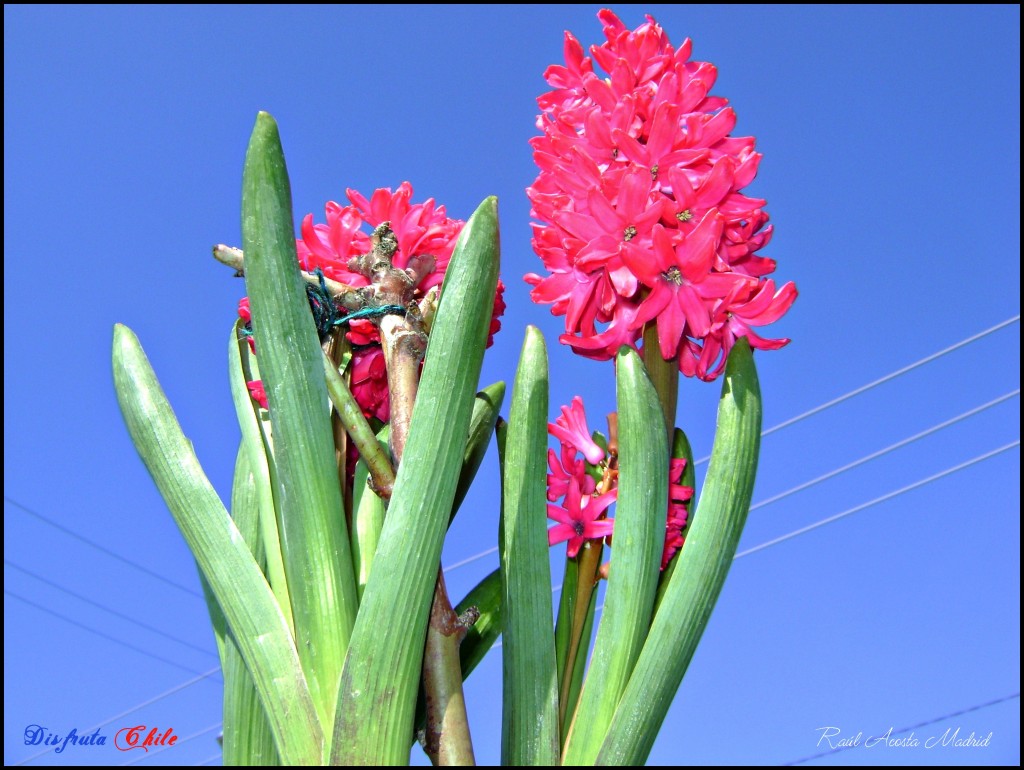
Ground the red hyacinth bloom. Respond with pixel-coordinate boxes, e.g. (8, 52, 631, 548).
(526, 10, 796, 379)
(549, 396, 606, 465)
(547, 476, 617, 558)
(238, 183, 505, 417)
(661, 457, 694, 568)
(246, 380, 268, 410)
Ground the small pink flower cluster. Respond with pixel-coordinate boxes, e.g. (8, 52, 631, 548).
(526, 10, 796, 380)
(240, 183, 506, 416)
(546, 397, 692, 568)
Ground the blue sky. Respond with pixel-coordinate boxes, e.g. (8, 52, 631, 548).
(4, 4, 1020, 766)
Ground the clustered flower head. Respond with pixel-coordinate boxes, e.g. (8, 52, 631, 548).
(546, 396, 693, 568)
(526, 9, 796, 380)
(240, 183, 506, 417)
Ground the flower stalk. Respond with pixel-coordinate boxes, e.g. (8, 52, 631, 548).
(322, 349, 396, 498)
(422, 574, 479, 766)
(342, 219, 477, 764)
(213, 243, 356, 297)
(558, 539, 602, 732)
(641, 322, 679, 445)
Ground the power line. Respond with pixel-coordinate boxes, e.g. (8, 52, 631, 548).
(445, 544, 498, 572)
(694, 314, 1020, 466)
(121, 722, 223, 766)
(748, 390, 1019, 513)
(5, 559, 218, 658)
(14, 665, 221, 765)
(196, 751, 223, 766)
(5, 589, 209, 677)
(783, 691, 1020, 765)
(4, 495, 202, 598)
(580, 440, 1019, 616)
(734, 440, 1020, 559)
(443, 380, 1021, 576)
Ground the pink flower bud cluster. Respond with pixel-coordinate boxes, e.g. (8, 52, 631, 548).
(526, 10, 796, 380)
(546, 396, 692, 568)
(239, 183, 506, 417)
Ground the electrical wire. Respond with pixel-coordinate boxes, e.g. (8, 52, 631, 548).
(443, 375, 1021, 575)
(734, 440, 1019, 559)
(580, 439, 1020, 619)
(5, 559, 217, 658)
(5, 589, 209, 677)
(4, 495, 202, 598)
(8, 317, 1018, 766)
(693, 314, 1020, 466)
(748, 390, 1019, 513)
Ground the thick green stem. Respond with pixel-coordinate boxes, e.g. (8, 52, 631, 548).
(380, 314, 425, 468)
(322, 349, 396, 498)
(642, 322, 679, 444)
(422, 573, 478, 766)
(595, 340, 761, 765)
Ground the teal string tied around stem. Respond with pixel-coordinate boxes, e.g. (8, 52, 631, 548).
(241, 269, 408, 344)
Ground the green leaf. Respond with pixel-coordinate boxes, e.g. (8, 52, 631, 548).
(500, 327, 559, 765)
(241, 111, 357, 733)
(596, 339, 761, 765)
(227, 321, 292, 631)
(332, 196, 501, 765)
(217, 447, 280, 766)
(562, 346, 668, 764)
(451, 381, 506, 522)
(112, 324, 322, 764)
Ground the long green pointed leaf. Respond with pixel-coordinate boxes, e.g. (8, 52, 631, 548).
(242, 111, 357, 732)
(451, 381, 506, 521)
(112, 324, 322, 764)
(563, 346, 668, 764)
(332, 196, 501, 765)
(228, 321, 292, 631)
(219, 447, 279, 766)
(596, 339, 761, 765)
(500, 327, 559, 765)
